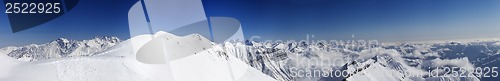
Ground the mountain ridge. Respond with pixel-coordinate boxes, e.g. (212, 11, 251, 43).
(0, 36, 120, 61)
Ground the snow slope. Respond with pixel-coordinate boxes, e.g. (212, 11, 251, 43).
(0, 31, 276, 81)
(136, 31, 214, 64)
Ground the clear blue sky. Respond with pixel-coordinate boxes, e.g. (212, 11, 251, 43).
(202, 0, 500, 41)
(1, 0, 500, 47)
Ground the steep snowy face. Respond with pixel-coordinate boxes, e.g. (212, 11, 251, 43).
(342, 56, 410, 81)
(1, 37, 121, 61)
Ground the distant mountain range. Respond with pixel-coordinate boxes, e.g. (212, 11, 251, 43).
(0, 37, 120, 61)
(220, 39, 500, 81)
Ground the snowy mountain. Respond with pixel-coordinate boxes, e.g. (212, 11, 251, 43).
(0, 31, 276, 81)
(0, 37, 120, 61)
(215, 39, 500, 81)
(1, 32, 499, 81)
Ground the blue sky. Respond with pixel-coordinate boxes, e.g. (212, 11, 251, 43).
(1, 0, 500, 47)
(203, 0, 500, 41)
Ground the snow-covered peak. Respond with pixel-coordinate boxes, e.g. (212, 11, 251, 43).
(55, 38, 70, 44)
(0, 46, 17, 54)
